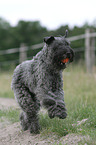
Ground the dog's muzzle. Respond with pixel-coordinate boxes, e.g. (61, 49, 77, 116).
(54, 48, 74, 69)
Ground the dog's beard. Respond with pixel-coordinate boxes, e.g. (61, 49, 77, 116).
(53, 49, 74, 70)
(53, 57, 68, 70)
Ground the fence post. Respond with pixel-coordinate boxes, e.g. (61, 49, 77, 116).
(85, 29, 91, 73)
(85, 29, 95, 73)
(19, 43, 27, 63)
(90, 29, 95, 71)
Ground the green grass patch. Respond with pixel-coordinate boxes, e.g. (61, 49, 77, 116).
(39, 113, 77, 137)
(0, 71, 14, 98)
(0, 108, 19, 123)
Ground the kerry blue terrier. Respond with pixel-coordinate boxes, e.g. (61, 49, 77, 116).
(11, 30, 74, 134)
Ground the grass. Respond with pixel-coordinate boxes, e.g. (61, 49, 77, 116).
(0, 71, 14, 98)
(39, 65, 96, 144)
(0, 65, 96, 144)
(0, 108, 19, 123)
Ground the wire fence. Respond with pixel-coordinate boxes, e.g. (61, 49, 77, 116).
(0, 29, 96, 72)
(0, 46, 86, 66)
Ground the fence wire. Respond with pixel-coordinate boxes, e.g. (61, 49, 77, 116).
(0, 32, 96, 67)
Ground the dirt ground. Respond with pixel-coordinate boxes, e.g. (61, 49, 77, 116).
(0, 98, 89, 145)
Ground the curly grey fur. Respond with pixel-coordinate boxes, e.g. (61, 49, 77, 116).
(12, 35, 74, 134)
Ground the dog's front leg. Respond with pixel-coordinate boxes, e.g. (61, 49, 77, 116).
(43, 91, 67, 119)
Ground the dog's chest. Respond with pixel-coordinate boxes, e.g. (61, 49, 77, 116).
(48, 73, 63, 92)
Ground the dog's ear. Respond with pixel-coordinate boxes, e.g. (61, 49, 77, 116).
(65, 29, 68, 38)
(44, 36, 55, 44)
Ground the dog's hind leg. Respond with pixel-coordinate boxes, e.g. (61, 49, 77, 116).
(13, 84, 40, 133)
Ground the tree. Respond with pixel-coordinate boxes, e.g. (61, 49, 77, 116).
(15, 20, 48, 45)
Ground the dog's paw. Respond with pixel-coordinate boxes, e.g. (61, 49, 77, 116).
(48, 103, 67, 119)
(29, 122, 40, 134)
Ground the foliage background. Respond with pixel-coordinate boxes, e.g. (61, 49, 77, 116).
(0, 17, 96, 69)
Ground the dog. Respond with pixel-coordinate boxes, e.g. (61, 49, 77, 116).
(11, 30, 74, 133)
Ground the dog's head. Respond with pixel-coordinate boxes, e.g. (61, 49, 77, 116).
(44, 30, 74, 70)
